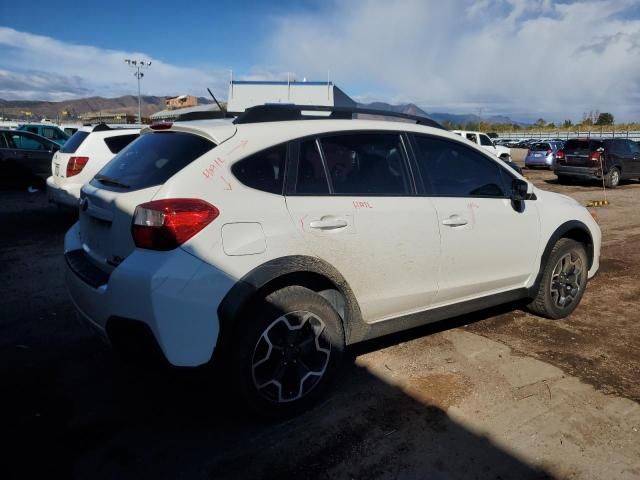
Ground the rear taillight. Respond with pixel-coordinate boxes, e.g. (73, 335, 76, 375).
(590, 152, 601, 162)
(66, 156, 89, 177)
(556, 150, 565, 160)
(132, 199, 219, 251)
(150, 122, 173, 130)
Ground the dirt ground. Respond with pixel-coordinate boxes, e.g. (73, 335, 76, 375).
(1, 150, 639, 479)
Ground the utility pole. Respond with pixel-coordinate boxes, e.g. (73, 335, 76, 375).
(124, 59, 152, 123)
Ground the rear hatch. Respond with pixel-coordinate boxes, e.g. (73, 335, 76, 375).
(78, 130, 218, 273)
(51, 130, 90, 182)
(562, 139, 603, 167)
(527, 143, 551, 160)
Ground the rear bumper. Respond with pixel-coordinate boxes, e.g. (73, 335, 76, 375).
(64, 222, 237, 367)
(525, 155, 553, 167)
(554, 165, 602, 179)
(47, 176, 81, 208)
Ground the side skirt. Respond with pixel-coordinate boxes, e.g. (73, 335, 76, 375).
(349, 288, 528, 344)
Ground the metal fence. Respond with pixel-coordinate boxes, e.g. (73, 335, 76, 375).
(497, 130, 640, 141)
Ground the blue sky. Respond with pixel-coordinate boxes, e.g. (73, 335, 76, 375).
(2, 0, 640, 122)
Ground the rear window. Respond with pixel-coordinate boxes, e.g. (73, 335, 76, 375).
(531, 143, 551, 151)
(93, 132, 215, 190)
(61, 131, 90, 153)
(563, 139, 603, 152)
(103, 134, 139, 154)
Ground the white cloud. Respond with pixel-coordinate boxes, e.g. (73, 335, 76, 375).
(0, 27, 230, 101)
(265, 0, 640, 122)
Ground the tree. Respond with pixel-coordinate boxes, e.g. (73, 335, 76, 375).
(534, 118, 546, 127)
(595, 112, 614, 125)
(547, 122, 556, 128)
(563, 119, 573, 128)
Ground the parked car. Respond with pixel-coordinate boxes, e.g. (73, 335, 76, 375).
(452, 130, 513, 162)
(554, 138, 640, 187)
(47, 124, 140, 207)
(0, 128, 60, 186)
(64, 105, 601, 416)
(524, 141, 563, 169)
(17, 123, 70, 146)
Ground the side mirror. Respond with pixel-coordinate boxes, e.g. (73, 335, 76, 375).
(511, 178, 529, 201)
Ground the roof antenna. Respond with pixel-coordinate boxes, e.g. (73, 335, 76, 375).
(207, 88, 226, 113)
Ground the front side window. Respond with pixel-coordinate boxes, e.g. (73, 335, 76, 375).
(319, 133, 411, 195)
(232, 143, 286, 195)
(413, 135, 508, 197)
(12, 133, 48, 151)
(628, 140, 640, 154)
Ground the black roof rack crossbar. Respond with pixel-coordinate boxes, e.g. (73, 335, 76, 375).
(233, 104, 445, 129)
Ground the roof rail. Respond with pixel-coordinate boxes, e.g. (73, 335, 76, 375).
(233, 104, 445, 129)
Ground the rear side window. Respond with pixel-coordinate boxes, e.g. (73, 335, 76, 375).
(480, 135, 493, 146)
(319, 133, 410, 195)
(103, 134, 139, 154)
(94, 132, 215, 190)
(232, 144, 287, 194)
(564, 139, 603, 152)
(413, 135, 508, 197)
(61, 131, 89, 153)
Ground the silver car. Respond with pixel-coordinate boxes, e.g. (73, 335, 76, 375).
(525, 141, 563, 169)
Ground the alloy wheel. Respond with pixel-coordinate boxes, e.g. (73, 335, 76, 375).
(550, 252, 584, 309)
(251, 311, 331, 403)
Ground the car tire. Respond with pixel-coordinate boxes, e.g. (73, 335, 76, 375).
(230, 286, 345, 417)
(527, 238, 588, 320)
(556, 175, 571, 185)
(604, 167, 620, 188)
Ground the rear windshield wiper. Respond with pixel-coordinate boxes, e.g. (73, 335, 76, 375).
(94, 174, 130, 189)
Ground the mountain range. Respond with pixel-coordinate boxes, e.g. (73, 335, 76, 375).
(0, 95, 525, 126)
(358, 102, 528, 127)
(0, 96, 213, 120)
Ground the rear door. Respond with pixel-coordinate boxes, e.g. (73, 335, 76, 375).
(52, 130, 90, 180)
(285, 131, 441, 322)
(563, 139, 602, 167)
(410, 134, 540, 304)
(8, 131, 54, 178)
(628, 140, 640, 175)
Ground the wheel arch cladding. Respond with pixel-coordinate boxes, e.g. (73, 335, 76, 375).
(531, 220, 594, 296)
(216, 255, 364, 347)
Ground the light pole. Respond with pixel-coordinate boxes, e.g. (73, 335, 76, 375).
(124, 59, 152, 123)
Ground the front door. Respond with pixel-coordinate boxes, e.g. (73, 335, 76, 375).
(411, 134, 540, 304)
(285, 132, 441, 322)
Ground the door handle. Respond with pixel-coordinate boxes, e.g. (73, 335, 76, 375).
(309, 218, 348, 230)
(442, 215, 468, 227)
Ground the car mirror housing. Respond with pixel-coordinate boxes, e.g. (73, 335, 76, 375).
(511, 178, 529, 201)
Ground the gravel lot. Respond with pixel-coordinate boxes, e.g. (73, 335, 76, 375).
(1, 149, 639, 479)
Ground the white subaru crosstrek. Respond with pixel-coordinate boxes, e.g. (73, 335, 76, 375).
(64, 105, 601, 416)
(47, 124, 140, 207)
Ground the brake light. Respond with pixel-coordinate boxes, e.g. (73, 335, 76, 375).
(132, 199, 219, 251)
(150, 122, 173, 130)
(556, 150, 565, 160)
(66, 156, 89, 177)
(590, 152, 601, 162)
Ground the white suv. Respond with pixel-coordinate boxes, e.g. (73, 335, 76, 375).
(47, 124, 140, 207)
(453, 130, 512, 162)
(64, 105, 600, 416)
